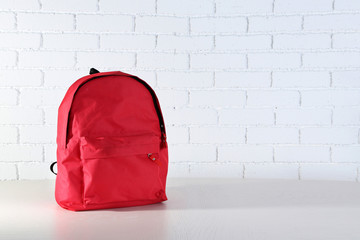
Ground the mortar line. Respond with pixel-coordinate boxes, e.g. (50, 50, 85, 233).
(15, 164, 19, 180)
(329, 145, 333, 162)
(301, 16, 305, 30)
(96, 0, 100, 11)
(133, 16, 136, 32)
(242, 164, 245, 179)
(14, 12, 18, 30)
(73, 14, 77, 31)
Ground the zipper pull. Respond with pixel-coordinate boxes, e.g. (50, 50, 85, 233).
(147, 153, 157, 161)
(148, 153, 161, 166)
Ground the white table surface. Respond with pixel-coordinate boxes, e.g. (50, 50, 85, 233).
(0, 178, 359, 240)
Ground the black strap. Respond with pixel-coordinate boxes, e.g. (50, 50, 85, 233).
(50, 162, 57, 175)
(89, 68, 100, 74)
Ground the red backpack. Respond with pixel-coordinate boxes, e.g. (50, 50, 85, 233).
(51, 68, 168, 211)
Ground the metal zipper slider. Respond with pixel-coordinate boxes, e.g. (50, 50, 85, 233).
(148, 153, 157, 161)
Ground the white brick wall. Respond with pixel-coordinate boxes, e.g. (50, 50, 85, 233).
(0, 0, 359, 181)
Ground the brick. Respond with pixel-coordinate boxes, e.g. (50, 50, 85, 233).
(332, 71, 360, 87)
(333, 107, 360, 125)
(191, 54, 246, 69)
(77, 52, 135, 68)
(0, 70, 42, 87)
(41, 0, 97, 11)
(275, 0, 333, 13)
(248, 53, 301, 68)
(301, 90, 330, 107)
(247, 127, 299, 144)
(190, 127, 245, 144)
(331, 90, 360, 106)
(0, 51, 16, 67)
(0, 89, 18, 106)
(276, 109, 331, 125)
(332, 146, 360, 163)
(20, 126, 56, 144)
(43, 70, 85, 87)
(20, 88, 66, 107)
(44, 107, 58, 125)
(275, 146, 330, 163)
(247, 90, 300, 107)
(0, 145, 42, 162)
(0, 0, 39, 10)
(137, 53, 188, 69)
(219, 108, 274, 125)
(18, 13, 73, 31)
(249, 16, 302, 32)
(300, 163, 357, 181)
(157, 72, 213, 88)
(100, 0, 155, 13)
(333, 33, 360, 48)
(0, 33, 40, 49)
(166, 126, 188, 144)
(190, 90, 246, 107)
(157, 36, 213, 51)
(169, 144, 216, 162)
(272, 71, 330, 88)
(302, 89, 360, 107)
(216, 0, 273, 14)
(136, 16, 187, 33)
(156, 89, 188, 107)
(334, 0, 360, 10)
(304, 14, 360, 31)
(0, 108, 42, 124)
(0, 164, 17, 180)
(244, 163, 299, 179)
(0, 127, 17, 143)
(303, 53, 360, 68)
(158, 0, 214, 15)
(18, 163, 55, 180)
(77, 15, 133, 32)
(301, 127, 358, 144)
(101, 34, 155, 50)
(215, 72, 271, 88)
(218, 145, 273, 162)
(164, 108, 217, 125)
(273, 34, 331, 49)
(216, 35, 271, 50)
(0, 13, 15, 30)
(190, 163, 243, 177)
(44, 144, 56, 163)
(191, 17, 247, 33)
(19, 51, 75, 68)
(43, 34, 98, 50)
(168, 163, 190, 177)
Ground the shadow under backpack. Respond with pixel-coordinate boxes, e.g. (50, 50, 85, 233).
(50, 68, 168, 211)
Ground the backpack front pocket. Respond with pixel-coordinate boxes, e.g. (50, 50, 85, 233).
(79, 134, 165, 206)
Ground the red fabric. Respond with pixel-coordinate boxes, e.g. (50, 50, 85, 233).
(55, 71, 168, 211)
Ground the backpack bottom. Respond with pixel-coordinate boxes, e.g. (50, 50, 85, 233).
(56, 195, 168, 211)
